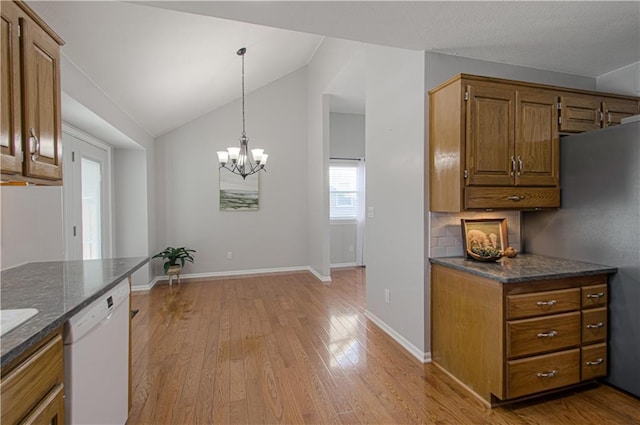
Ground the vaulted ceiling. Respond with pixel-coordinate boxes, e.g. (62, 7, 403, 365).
(29, 1, 640, 141)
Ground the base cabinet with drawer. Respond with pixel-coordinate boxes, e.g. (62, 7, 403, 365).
(0, 330, 65, 425)
(431, 264, 610, 406)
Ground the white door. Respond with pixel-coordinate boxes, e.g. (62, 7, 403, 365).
(63, 130, 112, 260)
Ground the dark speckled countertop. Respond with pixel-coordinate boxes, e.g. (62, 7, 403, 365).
(429, 254, 616, 283)
(1, 257, 148, 367)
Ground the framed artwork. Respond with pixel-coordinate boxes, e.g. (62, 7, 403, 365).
(460, 218, 508, 258)
(219, 170, 259, 211)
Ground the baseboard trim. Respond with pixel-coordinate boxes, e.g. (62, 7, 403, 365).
(365, 310, 431, 363)
(133, 266, 331, 291)
(330, 262, 357, 269)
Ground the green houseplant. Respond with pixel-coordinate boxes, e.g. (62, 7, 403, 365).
(152, 246, 196, 274)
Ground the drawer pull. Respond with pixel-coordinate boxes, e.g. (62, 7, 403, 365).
(586, 358, 604, 366)
(537, 330, 558, 338)
(586, 322, 604, 329)
(536, 300, 557, 306)
(507, 195, 525, 201)
(537, 370, 557, 378)
(587, 292, 605, 299)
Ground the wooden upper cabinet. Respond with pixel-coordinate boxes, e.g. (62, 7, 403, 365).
(429, 74, 640, 212)
(560, 94, 639, 132)
(21, 15, 63, 181)
(0, 1, 23, 175)
(0, 1, 63, 184)
(602, 98, 639, 127)
(515, 90, 559, 187)
(559, 94, 602, 133)
(466, 83, 515, 186)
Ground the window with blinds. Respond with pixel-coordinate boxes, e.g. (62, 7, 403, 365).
(329, 161, 359, 220)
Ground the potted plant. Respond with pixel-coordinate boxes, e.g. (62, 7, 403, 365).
(152, 246, 196, 274)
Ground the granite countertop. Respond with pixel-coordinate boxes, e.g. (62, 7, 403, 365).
(0, 257, 148, 367)
(429, 254, 617, 283)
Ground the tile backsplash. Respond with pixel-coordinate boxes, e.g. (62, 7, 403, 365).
(429, 211, 521, 258)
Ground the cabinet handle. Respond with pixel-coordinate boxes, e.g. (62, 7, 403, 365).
(607, 112, 612, 125)
(586, 358, 604, 366)
(510, 156, 516, 177)
(536, 299, 557, 306)
(517, 155, 523, 176)
(587, 292, 605, 299)
(537, 330, 558, 338)
(29, 128, 40, 162)
(586, 322, 604, 329)
(507, 195, 525, 201)
(599, 110, 604, 123)
(537, 370, 557, 378)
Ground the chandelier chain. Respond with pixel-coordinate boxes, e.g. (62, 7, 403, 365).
(241, 50, 246, 136)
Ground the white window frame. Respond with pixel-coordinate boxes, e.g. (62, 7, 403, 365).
(329, 159, 362, 224)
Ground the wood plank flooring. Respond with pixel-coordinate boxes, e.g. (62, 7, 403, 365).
(128, 268, 640, 424)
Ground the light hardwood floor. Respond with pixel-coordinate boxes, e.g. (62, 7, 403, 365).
(129, 268, 640, 424)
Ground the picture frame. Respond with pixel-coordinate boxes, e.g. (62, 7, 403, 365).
(219, 170, 259, 211)
(460, 218, 508, 258)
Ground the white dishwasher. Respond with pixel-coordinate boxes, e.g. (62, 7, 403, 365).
(64, 279, 130, 425)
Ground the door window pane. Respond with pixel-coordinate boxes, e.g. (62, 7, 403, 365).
(81, 158, 102, 259)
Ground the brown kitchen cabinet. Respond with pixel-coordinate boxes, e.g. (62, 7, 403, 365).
(429, 74, 640, 212)
(431, 264, 609, 406)
(0, 330, 65, 425)
(429, 74, 560, 212)
(0, 0, 64, 184)
(559, 94, 639, 133)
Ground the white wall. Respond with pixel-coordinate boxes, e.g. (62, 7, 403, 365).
(0, 187, 64, 269)
(329, 112, 365, 266)
(154, 68, 309, 275)
(113, 148, 150, 286)
(306, 39, 364, 280)
(424, 51, 598, 356)
(330, 112, 365, 159)
(596, 62, 640, 97)
(365, 45, 426, 360)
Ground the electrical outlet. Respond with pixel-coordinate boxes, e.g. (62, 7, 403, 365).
(227, 251, 233, 260)
(367, 206, 375, 219)
(349, 245, 354, 253)
(384, 288, 390, 304)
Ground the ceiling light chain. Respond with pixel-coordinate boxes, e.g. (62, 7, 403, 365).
(217, 47, 268, 180)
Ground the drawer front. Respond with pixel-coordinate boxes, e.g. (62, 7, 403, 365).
(582, 307, 607, 344)
(465, 187, 560, 210)
(0, 334, 63, 425)
(507, 349, 580, 399)
(582, 343, 607, 381)
(582, 284, 607, 308)
(507, 288, 581, 320)
(507, 311, 581, 358)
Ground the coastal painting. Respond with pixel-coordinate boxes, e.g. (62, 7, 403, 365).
(219, 171, 259, 211)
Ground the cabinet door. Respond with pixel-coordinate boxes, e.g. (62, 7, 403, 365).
(0, 1, 23, 175)
(20, 16, 62, 181)
(20, 383, 65, 425)
(466, 84, 515, 186)
(515, 90, 559, 186)
(602, 98, 639, 127)
(559, 94, 601, 132)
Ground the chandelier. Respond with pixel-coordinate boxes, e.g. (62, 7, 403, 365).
(217, 47, 268, 180)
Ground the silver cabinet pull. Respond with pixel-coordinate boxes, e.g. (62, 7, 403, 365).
(510, 156, 516, 177)
(586, 358, 604, 366)
(607, 112, 612, 125)
(586, 322, 604, 329)
(507, 195, 525, 201)
(29, 128, 40, 162)
(587, 292, 605, 299)
(517, 155, 523, 176)
(537, 370, 557, 378)
(536, 300, 557, 306)
(537, 330, 558, 338)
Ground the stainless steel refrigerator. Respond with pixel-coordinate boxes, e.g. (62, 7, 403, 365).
(523, 120, 640, 397)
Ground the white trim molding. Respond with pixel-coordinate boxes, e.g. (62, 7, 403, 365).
(132, 266, 331, 291)
(365, 310, 431, 364)
(330, 262, 357, 269)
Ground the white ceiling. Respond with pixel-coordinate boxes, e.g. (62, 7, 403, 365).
(28, 1, 640, 141)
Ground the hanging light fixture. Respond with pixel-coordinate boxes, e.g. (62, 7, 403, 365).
(217, 47, 268, 180)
